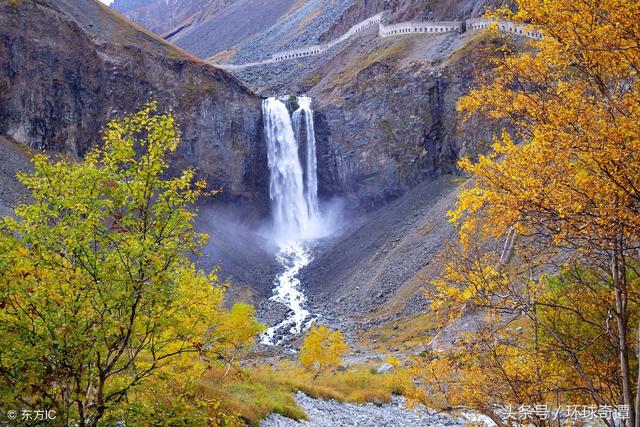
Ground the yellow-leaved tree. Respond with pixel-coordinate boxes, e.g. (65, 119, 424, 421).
(416, 1, 640, 426)
(0, 102, 262, 426)
(210, 303, 267, 378)
(300, 326, 348, 381)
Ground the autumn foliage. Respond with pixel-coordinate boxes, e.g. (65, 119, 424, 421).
(417, 0, 640, 426)
(0, 103, 263, 426)
(300, 326, 348, 380)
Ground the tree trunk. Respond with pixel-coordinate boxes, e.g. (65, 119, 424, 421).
(613, 251, 635, 427)
(224, 353, 236, 378)
(635, 321, 639, 427)
(77, 401, 86, 427)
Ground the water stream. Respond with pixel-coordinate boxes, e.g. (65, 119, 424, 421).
(261, 96, 322, 345)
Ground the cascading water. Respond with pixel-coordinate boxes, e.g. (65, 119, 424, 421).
(261, 96, 322, 345)
(263, 97, 311, 240)
(292, 96, 319, 221)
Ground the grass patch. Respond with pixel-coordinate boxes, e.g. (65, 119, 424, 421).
(448, 175, 469, 185)
(331, 39, 412, 86)
(197, 367, 306, 426)
(301, 72, 322, 90)
(359, 312, 440, 352)
(183, 81, 220, 94)
(381, 120, 395, 140)
(196, 363, 414, 425)
(443, 29, 517, 68)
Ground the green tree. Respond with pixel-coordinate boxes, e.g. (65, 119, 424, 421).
(300, 326, 348, 381)
(0, 102, 257, 426)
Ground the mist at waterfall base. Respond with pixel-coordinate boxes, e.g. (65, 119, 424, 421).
(260, 96, 340, 346)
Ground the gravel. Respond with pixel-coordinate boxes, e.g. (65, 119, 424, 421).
(261, 392, 469, 427)
(231, 0, 355, 64)
(300, 175, 464, 340)
(0, 137, 33, 217)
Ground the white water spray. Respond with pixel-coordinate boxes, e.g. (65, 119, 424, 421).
(261, 96, 323, 345)
(292, 96, 319, 221)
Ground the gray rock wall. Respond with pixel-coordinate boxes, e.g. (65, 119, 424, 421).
(0, 0, 269, 212)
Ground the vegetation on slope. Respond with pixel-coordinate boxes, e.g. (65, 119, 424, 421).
(411, 0, 640, 425)
(0, 102, 415, 426)
(0, 103, 264, 426)
(197, 362, 411, 426)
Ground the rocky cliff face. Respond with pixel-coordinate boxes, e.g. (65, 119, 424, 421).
(216, 0, 512, 210)
(308, 32, 506, 208)
(0, 0, 268, 211)
(236, 28, 510, 210)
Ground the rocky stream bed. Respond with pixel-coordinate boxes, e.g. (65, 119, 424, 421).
(261, 392, 470, 427)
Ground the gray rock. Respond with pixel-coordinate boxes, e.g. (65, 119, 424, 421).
(376, 363, 394, 374)
(260, 392, 468, 426)
(1, 0, 269, 214)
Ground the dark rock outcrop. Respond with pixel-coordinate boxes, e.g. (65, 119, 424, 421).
(0, 0, 268, 211)
(304, 31, 505, 209)
(312, 66, 461, 208)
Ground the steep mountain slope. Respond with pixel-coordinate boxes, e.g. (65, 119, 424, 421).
(111, 0, 239, 37)
(219, 6, 519, 343)
(101, 0, 515, 340)
(0, 0, 268, 209)
(302, 175, 464, 334)
(175, 0, 514, 209)
(111, 0, 326, 61)
(291, 30, 518, 346)
(320, 0, 507, 41)
(106, 0, 511, 212)
(0, 137, 33, 218)
(233, 28, 514, 208)
(170, 0, 303, 60)
(114, 0, 361, 62)
(112, 0, 505, 64)
(308, 31, 512, 208)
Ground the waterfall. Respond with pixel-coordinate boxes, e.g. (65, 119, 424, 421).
(262, 96, 320, 242)
(292, 96, 319, 221)
(261, 95, 322, 345)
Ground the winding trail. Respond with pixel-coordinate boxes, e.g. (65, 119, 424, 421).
(210, 13, 543, 70)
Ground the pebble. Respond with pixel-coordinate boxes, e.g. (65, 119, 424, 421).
(376, 363, 394, 374)
(261, 392, 470, 426)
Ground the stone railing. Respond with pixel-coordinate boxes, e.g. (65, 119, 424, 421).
(211, 13, 543, 70)
(271, 13, 384, 62)
(467, 18, 543, 39)
(379, 20, 463, 37)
